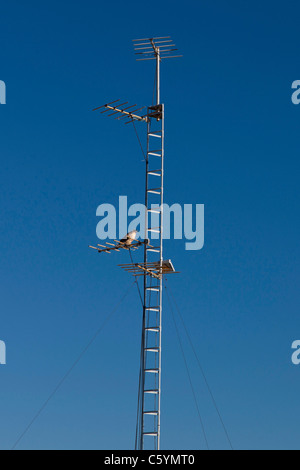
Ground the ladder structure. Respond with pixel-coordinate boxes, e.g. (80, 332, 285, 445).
(138, 102, 165, 450)
(91, 36, 181, 451)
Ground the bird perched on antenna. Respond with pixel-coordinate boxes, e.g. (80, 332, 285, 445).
(120, 230, 138, 246)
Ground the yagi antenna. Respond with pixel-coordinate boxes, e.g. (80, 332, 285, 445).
(93, 100, 148, 124)
(132, 36, 183, 61)
(133, 36, 182, 105)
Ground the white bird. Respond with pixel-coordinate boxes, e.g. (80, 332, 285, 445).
(120, 230, 138, 246)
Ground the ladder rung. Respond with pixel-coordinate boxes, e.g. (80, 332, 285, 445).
(144, 389, 159, 394)
(145, 368, 159, 373)
(148, 152, 162, 157)
(143, 432, 158, 436)
(148, 228, 160, 233)
(145, 348, 159, 352)
(147, 208, 161, 213)
(146, 287, 160, 291)
(148, 171, 161, 176)
(146, 248, 160, 253)
(148, 133, 162, 138)
(147, 190, 161, 195)
(143, 411, 159, 415)
(145, 307, 160, 311)
(145, 328, 160, 332)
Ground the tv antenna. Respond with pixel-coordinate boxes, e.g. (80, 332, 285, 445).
(91, 36, 182, 450)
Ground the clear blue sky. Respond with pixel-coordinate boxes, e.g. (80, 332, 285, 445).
(0, 0, 300, 450)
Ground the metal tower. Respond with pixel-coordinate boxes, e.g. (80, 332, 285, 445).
(90, 36, 181, 451)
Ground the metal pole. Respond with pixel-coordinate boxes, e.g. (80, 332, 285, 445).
(139, 40, 164, 451)
(156, 47, 160, 106)
(158, 104, 164, 450)
(141, 120, 150, 450)
(156, 44, 162, 450)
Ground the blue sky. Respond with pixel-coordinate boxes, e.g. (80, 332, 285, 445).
(1, 0, 300, 450)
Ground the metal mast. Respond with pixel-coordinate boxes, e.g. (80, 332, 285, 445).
(133, 37, 181, 451)
(91, 36, 181, 451)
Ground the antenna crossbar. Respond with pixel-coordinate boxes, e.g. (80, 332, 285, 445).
(93, 101, 147, 123)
